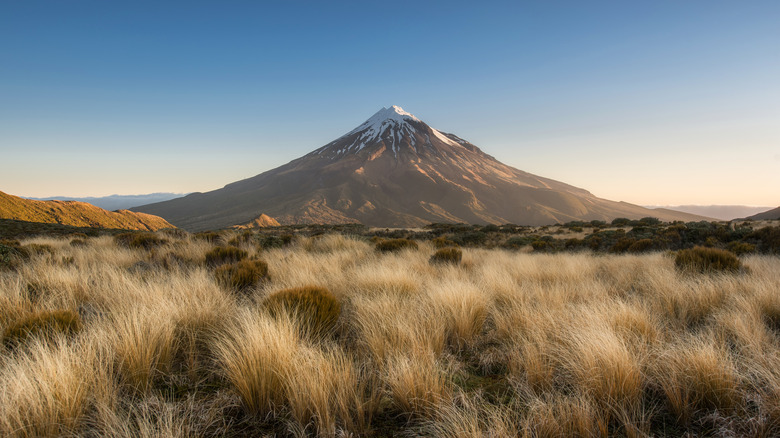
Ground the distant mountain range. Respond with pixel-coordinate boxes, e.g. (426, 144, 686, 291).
(134, 105, 712, 231)
(1, 191, 174, 231)
(646, 205, 775, 221)
(25, 193, 186, 211)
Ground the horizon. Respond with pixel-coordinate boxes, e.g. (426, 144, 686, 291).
(1, 1, 778, 206)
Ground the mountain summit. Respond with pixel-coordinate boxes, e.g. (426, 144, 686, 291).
(134, 106, 709, 230)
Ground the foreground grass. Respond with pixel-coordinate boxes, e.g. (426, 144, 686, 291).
(1, 232, 779, 436)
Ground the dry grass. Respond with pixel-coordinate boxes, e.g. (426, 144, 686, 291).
(0, 232, 778, 436)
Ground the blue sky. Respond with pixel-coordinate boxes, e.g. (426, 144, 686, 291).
(1, 1, 778, 206)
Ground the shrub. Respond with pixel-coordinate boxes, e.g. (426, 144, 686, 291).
(628, 238, 654, 253)
(215, 259, 269, 292)
(610, 238, 635, 253)
(3, 309, 82, 348)
(431, 236, 458, 249)
(531, 240, 552, 252)
(375, 239, 419, 253)
(502, 236, 533, 250)
(674, 247, 743, 274)
(69, 238, 88, 247)
(611, 217, 631, 226)
(205, 246, 248, 267)
(429, 247, 462, 265)
(263, 286, 341, 337)
(726, 241, 755, 256)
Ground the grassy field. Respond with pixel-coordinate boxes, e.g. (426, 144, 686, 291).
(1, 231, 779, 437)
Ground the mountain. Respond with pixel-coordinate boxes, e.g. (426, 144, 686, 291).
(0, 191, 174, 231)
(745, 206, 780, 221)
(646, 205, 774, 221)
(25, 193, 187, 211)
(134, 106, 713, 231)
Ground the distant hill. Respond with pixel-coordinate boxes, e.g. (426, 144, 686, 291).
(134, 105, 713, 231)
(647, 205, 773, 221)
(746, 206, 780, 220)
(25, 193, 186, 211)
(0, 191, 174, 231)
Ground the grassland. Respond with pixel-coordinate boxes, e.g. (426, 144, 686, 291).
(1, 229, 779, 436)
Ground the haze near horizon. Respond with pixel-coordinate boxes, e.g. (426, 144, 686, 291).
(1, 1, 778, 207)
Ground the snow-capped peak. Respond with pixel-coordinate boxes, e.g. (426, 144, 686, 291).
(349, 105, 420, 135)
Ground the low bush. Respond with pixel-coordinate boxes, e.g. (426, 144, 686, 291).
(263, 286, 341, 337)
(3, 309, 82, 348)
(429, 247, 462, 265)
(69, 238, 88, 247)
(205, 246, 248, 267)
(628, 238, 654, 253)
(674, 247, 743, 274)
(195, 231, 221, 244)
(214, 259, 269, 292)
(375, 239, 419, 253)
(431, 236, 458, 249)
(726, 241, 756, 256)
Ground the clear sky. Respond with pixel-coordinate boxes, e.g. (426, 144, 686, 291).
(1, 1, 778, 206)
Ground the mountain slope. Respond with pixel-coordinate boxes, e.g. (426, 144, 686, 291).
(647, 205, 773, 221)
(746, 206, 780, 220)
(134, 106, 712, 231)
(0, 191, 174, 231)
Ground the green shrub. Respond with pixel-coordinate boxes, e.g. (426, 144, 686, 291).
(375, 239, 419, 253)
(611, 217, 631, 226)
(674, 247, 743, 274)
(3, 309, 82, 348)
(263, 286, 341, 337)
(565, 238, 584, 249)
(205, 246, 248, 267)
(215, 259, 269, 292)
(429, 247, 462, 265)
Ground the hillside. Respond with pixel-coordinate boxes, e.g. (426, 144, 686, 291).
(134, 106, 712, 231)
(0, 190, 174, 231)
(747, 206, 780, 220)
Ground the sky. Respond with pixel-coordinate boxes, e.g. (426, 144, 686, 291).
(1, 0, 778, 206)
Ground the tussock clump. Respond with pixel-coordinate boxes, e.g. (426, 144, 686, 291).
(204, 246, 247, 267)
(429, 247, 462, 265)
(214, 259, 269, 293)
(0, 242, 25, 269)
(3, 309, 82, 348)
(375, 238, 419, 253)
(23, 243, 55, 257)
(69, 238, 88, 247)
(194, 231, 221, 244)
(263, 286, 341, 337)
(675, 246, 743, 274)
(114, 232, 168, 250)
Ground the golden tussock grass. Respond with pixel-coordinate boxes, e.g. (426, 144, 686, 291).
(0, 231, 778, 436)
